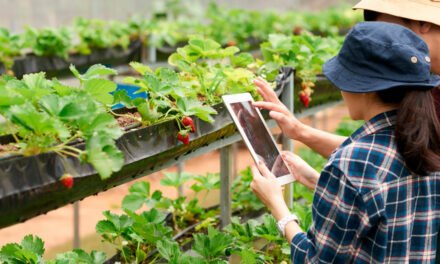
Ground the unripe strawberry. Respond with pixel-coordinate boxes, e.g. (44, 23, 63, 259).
(60, 173, 74, 189)
(177, 130, 190, 145)
(301, 82, 308, 90)
(182, 116, 195, 133)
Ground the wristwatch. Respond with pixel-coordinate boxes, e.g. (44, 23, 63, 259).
(277, 214, 299, 237)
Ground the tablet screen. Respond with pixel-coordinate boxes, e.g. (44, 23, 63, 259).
(230, 101, 290, 177)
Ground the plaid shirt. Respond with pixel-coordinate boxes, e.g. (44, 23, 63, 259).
(291, 110, 440, 263)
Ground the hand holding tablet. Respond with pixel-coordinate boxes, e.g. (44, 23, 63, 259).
(222, 93, 295, 185)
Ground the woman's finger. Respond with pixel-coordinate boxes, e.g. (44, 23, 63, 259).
(253, 78, 280, 103)
(253, 101, 288, 114)
(251, 166, 264, 181)
(257, 161, 276, 180)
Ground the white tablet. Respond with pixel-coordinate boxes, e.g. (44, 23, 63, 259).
(223, 93, 295, 185)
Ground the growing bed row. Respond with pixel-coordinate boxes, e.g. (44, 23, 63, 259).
(0, 3, 359, 77)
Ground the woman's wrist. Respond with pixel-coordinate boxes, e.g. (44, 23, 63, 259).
(269, 197, 291, 221)
(291, 121, 309, 142)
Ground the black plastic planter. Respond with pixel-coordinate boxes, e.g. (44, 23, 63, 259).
(0, 40, 142, 78)
(0, 103, 236, 228)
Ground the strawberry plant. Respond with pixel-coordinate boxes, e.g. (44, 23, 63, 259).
(0, 234, 107, 264)
(96, 209, 172, 263)
(48, 249, 107, 264)
(231, 167, 265, 212)
(168, 37, 259, 104)
(22, 27, 72, 59)
(0, 28, 22, 73)
(0, 235, 45, 264)
(259, 33, 343, 107)
(0, 65, 124, 179)
(73, 18, 133, 55)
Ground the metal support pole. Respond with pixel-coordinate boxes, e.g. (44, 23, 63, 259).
(281, 70, 295, 209)
(73, 202, 80, 248)
(220, 145, 234, 228)
(148, 34, 157, 63)
(177, 162, 184, 197)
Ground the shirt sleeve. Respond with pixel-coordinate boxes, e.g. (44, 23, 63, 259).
(290, 164, 385, 263)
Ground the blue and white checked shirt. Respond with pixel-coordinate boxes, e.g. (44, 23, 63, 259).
(291, 111, 440, 263)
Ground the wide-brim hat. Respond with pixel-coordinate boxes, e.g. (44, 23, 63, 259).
(354, 0, 440, 27)
(323, 22, 440, 93)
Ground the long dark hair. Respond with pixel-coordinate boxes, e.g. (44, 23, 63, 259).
(378, 88, 440, 175)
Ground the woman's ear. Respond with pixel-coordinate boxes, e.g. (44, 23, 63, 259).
(408, 20, 433, 34)
(419, 22, 432, 34)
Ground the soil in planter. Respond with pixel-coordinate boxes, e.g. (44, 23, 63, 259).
(116, 112, 141, 128)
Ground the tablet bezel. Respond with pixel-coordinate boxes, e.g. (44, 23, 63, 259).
(222, 93, 295, 185)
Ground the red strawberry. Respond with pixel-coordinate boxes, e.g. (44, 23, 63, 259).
(299, 92, 311, 108)
(182, 116, 195, 133)
(226, 40, 237, 47)
(60, 173, 74, 189)
(177, 130, 190, 145)
(292, 26, 303, 35)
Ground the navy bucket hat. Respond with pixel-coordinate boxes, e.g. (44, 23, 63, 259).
(323, 21, 440, 93)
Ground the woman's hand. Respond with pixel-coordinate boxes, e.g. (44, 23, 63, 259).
(281, 151, 320, 190)
(253, 77, 304, 141)
(251, 161, 304, 242)
(251, 161, 290, 220)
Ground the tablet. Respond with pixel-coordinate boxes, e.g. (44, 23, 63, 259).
(223, 93, 295, 185)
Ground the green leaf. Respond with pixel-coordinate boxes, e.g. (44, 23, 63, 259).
(135, 248, 147, 263)
(84, 79, 116, 105)
(223, 46, 240, 57)
(176, 98, 217, 123)
(129, 62, 152, 75)
(96, 220, 118, 237)
(84, 64, 117, 79)
(21, 235, 44, 256)
(71, 64, 117, 83)
(190, 173, 220, 193)
(132, 222, 172, 245)
(231, 53, 254, 68)
(85, 133, 124, 179)
(133, 98, 162, 123)
(78, 112, 122, 140)
(156, 239, 181, 263)
(122, 182, 154, 211)
(161, 172, 192, 188)
(122, 194, 145, 211)
(193, 226, 233, 260)
(157, 67, 179, 85)
(112, 90, 135, 108)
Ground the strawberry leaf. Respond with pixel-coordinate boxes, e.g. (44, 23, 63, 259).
(84, 78, 117, 105)
(21, 235, 44, 256)
(85, 133, 124, 179)
(176, 98, 217, 123)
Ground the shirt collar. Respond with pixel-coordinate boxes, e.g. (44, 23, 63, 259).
(340, 110, 397, 148)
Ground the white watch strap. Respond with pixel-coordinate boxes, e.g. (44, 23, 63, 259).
(277, 214, 299, 237)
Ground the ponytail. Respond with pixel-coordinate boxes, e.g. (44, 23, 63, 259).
(378, 88, 440, 175)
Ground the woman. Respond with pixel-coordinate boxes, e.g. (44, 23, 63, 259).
(251, 22, 440, 263)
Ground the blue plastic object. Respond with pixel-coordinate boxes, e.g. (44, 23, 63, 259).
(112, 84, 147, 110)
